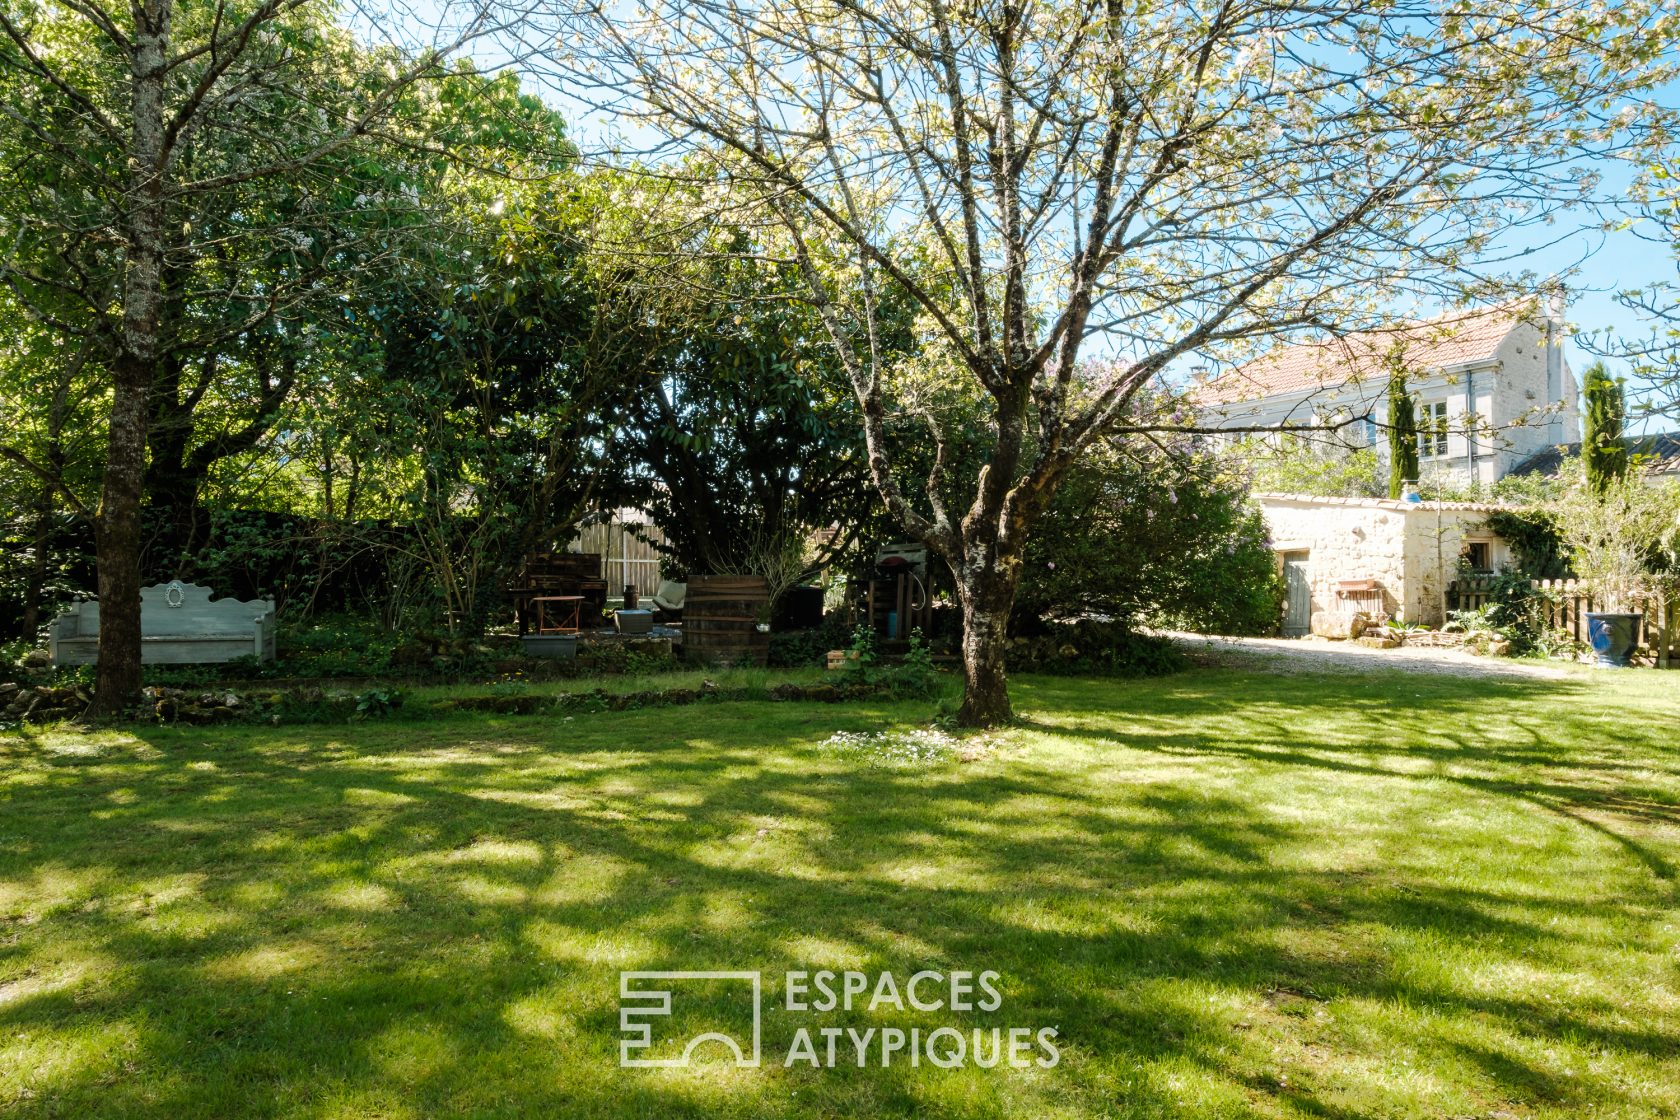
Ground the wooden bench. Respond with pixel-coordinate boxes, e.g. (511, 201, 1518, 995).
(49, 581, 277, 666)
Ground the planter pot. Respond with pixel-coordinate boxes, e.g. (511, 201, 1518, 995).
(1585, 611, 1642, 668)
(685, 575, 771, 667)
(519, 634, 578, 660)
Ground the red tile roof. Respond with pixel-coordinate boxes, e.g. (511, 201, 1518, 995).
(1195, 301, 1532, 406)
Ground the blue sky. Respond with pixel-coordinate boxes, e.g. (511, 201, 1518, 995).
(432, 11, 1679, 432)
(1482, 162, 1675, 434)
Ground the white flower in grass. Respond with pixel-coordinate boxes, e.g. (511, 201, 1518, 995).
(818, 727, 963, 767)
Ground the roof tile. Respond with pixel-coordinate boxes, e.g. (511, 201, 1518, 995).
(1196, 300, 1532, 405)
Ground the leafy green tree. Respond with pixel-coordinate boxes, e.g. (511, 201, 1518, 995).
(0, 302, 103, 638)
(601, 200, 897, 582)
(0, 0, 499, 709)
(1388, 376, 1420, 500)
(1581, 361, 1629, 495)
(1556, 475, 1680, 613)
(1238, 435, 1384, 499)
(337, 162, 659, 633)
(550, 0, 1672, 725)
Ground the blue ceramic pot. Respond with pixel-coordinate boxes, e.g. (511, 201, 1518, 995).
(1585, 612, 1641, 668)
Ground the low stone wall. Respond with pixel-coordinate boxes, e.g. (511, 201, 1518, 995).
(0, 676, 905, 727)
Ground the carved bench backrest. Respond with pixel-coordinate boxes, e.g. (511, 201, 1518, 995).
(55, 583, 275, 637)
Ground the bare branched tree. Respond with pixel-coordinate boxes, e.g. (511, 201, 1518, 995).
(1584, 152, 1680, 420)
(524, 0, 1675, 724)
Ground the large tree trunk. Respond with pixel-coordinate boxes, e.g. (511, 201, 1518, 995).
(955, 577, 1017, 726)
(950, 530, 1027, 727)
(93, 359, 152, 712)
(92, 4, 170, 715)
(20, 484, 54, 639)
(948, 439, 1063, 727)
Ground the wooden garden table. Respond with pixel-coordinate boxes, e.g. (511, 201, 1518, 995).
(530, 595, 584, 636)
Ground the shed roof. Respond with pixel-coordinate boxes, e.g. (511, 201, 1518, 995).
(1508, 432, 1680, 479)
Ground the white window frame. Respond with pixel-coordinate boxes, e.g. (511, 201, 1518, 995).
(1418, 400, 1450, 459)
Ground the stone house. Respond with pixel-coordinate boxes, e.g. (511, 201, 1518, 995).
(1196, 298, 1580, 486)
(1257, 493, 1512, 636)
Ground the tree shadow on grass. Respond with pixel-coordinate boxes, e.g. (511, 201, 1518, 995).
(1, 672, 1678, 1118)
(1014, 670, 1680, 888)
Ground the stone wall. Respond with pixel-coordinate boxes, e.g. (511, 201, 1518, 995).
(1401, 505, 1504, 625)
(1261, 498, 1408, 627)
(1258, 495, 1509, 630)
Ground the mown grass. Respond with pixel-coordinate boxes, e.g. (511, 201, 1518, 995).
(2, 665, 1679, 1118)
(408, 664, 831, 704)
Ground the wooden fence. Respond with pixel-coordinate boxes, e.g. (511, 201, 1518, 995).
(1449, 576, 1678, 668)
(569, 515, 669, 594)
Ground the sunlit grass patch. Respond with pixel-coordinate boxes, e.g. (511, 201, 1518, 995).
(1, 666, 1678, 1117)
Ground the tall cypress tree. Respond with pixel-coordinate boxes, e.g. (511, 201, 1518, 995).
(1387, 374, 1420, 499)
(1581, 361, 1628, 495)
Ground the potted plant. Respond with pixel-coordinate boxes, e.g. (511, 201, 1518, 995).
(1556, 478, 1677, 668)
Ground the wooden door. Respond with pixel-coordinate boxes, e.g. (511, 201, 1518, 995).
(1282, 552, 1311, 638)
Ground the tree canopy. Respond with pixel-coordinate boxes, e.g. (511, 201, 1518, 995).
(531, 0, 1677, 721)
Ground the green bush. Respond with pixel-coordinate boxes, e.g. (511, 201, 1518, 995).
(1005, 620, 1187, 678)
(837, 627, 943, 699)
(1448, 571, 1571, 658)
(1485, 510, 1570, 580)
(575, 640, 675, 676)
(1016, 441, 1280, 636)
(353, 687, 405, 720)
(768, 617, 853, 668)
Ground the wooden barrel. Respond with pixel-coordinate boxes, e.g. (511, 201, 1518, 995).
(684, 575, 771, 667)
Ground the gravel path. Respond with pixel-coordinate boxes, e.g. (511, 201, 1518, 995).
(1164, 631, 1581, 680)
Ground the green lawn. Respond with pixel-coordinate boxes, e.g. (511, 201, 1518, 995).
(3, 666, 1679, 1119)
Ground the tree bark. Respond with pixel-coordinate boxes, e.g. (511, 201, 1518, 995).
(955, 562, 1020, 727)
(93, 2, 170, 715)
(946, 434, 1066, 727)
(94, 355, 152, 711)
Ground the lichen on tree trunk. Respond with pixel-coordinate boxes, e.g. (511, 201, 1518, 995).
(956, 592, 1014, 727)
(948, 526, 1030, 727)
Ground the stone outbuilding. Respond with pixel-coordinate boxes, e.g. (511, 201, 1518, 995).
(1256, 493, 1513, 636)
